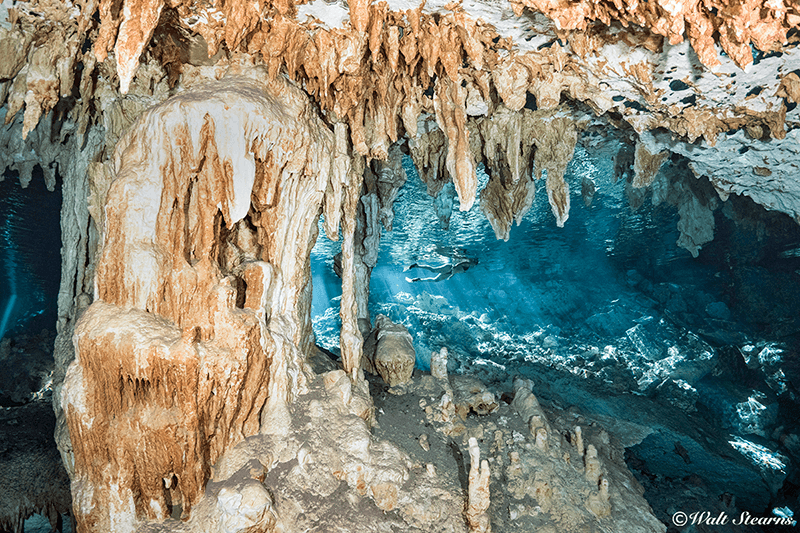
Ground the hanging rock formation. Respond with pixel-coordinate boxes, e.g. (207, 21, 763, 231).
(1, 0, 800, 529)
(61, 69, 351, 532)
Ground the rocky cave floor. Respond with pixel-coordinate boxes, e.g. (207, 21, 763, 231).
(0, 397, 71, 533)
(131, 350, 666, 533)
(1, 327, 800, 532)
(365, 363, 791, 533)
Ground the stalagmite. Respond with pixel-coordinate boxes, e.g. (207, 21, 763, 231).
(466, 437, 491, 533)
(584, 444, 602, 486)
(587, 477, 612, 519)
(574, 426, 585, 457)
(452, 376, 499, 416)
(535, 427, 549, 451)
(512, 378, 552, 440)
(431, 347, 449, 381)
(60, 70, 347, 532)
(363, 315, 415, 387)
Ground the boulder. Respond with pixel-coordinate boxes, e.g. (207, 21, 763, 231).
(364, 315, 415, 387)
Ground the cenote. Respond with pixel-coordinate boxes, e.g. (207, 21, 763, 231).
(310, 138, 800, 530)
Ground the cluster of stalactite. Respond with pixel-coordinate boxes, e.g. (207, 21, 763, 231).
(511, 0, 799, 69)
(2, 0, 798, 231)
(59, 71, 368, 532)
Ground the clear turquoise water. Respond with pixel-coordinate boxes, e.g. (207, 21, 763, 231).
(0, 173, 62, 340)
(310, 142, 691, 371)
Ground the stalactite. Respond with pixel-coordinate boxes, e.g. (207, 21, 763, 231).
(349, 144, 407, 331)
(473, 107, 579, 237)
(514, 0, 795, 69)
(474, 107, 537, 240)
(434, 77, 478, 211)
(374, 144, 408, 232)
(409, 117, 449, 198)
(340, 148, 365, 378)
(114, 0, 165, 94)
(536, 116, 578, 227)
(61, 71, 347, 532)
(632, 136, 669, 189)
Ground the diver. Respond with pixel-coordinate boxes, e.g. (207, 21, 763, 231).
(404, 257, 478, 282)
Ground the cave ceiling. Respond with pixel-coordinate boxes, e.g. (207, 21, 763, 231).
(1, 0, 799, 227)
(1, 2, 799, 530)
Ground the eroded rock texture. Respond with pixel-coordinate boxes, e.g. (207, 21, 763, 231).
(4, 0, 800, 241)
(1, 0, 799, 530)
(61, 71, 350, 532)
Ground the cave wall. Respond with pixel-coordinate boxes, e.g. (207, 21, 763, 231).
(0, 0, 799, 529)
(60, 69, 355, 532)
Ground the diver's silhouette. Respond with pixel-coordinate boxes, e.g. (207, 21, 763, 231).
(404, 258, 478, 282)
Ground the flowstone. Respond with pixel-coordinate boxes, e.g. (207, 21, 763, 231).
(139, 371, 468, 533)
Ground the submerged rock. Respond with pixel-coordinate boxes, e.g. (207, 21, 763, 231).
(363, 314, 416, 387)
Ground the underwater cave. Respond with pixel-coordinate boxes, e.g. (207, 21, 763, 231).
(3, 125, 800, 533)
(309, 140, 800, 532)
(3, 0, 800, 529)
(2, 106, 800, 533)
(0, 167, 62, 406)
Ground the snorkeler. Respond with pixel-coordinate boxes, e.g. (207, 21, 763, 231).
(404, 257, 478, 282)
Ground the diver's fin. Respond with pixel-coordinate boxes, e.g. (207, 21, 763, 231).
(407, 275, 439, 282)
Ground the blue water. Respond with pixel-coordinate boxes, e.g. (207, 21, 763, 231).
(309, 144, 800, 523)
(309, 138, 800, 396)
(310, 141, 693, 370)
(0, 171, 62, 339)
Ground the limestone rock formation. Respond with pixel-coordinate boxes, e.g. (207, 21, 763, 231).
(61, 70, 352, 532)
(2, 0, 799, 264)
(363, 314, 416, 387)
(466, 437, 491, 533)
(404, 361, 665, 532)
(452, 376, 499, 416)
(1, 0, 800, 530)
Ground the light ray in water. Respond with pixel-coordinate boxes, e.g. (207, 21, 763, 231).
(0, 187, 19, 339)
(0, 294, 18, 340)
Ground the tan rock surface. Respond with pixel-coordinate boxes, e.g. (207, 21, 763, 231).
(61, 71, 349, 532)
(363, 314, 416, 387)
(1, 0, 800, 530)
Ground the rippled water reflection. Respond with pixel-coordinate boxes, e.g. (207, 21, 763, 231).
(311, 141, 691, 371)
(310, 143, 800, 517)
